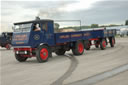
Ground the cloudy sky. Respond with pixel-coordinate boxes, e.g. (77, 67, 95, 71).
(1, 0, 128, 33)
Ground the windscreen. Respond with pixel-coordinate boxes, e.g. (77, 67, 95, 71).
(14, 23, 32, 32)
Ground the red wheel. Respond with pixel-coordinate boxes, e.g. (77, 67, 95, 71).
(110, 37, 115, 47)
(36, 45, 51, 63)
(78, 42, 84, 53)
(100, 39, 106, 50)
(40, 48, 48, 60)
(72, 41, 84, 55)
(102, 41, 106, 48)
(6, 44, 11, 50)
(112, 39, 115, 45)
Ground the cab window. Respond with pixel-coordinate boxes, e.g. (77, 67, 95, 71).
(42, 23, 48, 31)
(33, 23, 41, 31)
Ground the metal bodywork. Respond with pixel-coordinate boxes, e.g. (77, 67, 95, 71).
(12, 20, 116, 48)
(54, 29, 116, 44)
(12, 20, 55, 48)
(12, 19, 116, 59)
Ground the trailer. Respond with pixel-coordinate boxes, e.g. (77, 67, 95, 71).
(12, 19, 116, 63)
(0, 32, 13, 50)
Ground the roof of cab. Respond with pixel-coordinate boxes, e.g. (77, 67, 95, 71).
(14, 19, 53, 25)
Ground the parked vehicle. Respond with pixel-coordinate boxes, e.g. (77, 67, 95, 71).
(119, 28, 128, 37)
(12, 19, 116, 63)
(0, 32, 13, 50)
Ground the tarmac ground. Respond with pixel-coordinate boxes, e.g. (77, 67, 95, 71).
(1, 37, 128, 85)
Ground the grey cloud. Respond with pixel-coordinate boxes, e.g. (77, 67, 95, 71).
(1, 1, 76, 10)
(63, 0, 128, 25)
(1, 0, 128, 27)
(1, 1, 77, 18)
(35, 0, 128, 25)
(24, 1, 75, 9)
(36, 1, 77, 19)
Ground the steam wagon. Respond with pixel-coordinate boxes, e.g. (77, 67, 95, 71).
(12, 19, 116, 63)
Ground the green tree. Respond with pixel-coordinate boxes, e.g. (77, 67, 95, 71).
(91, 24, 99, 28)
(125, 20, 128, 25)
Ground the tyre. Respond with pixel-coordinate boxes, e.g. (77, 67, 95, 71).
(95, 45, 99, 48)
(6, 44, 11, 50)
(15, 54, 28, 62)
(36, 45, 51, 63)
(55, 49, 66, 55)
(94, 40, 99, 48)
(84, 40, 90, 50)
(100, 39, 106, 50)
(72, 41, 84, 55)
(110, 37, 115, 47)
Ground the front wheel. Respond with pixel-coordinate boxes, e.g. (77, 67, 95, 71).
(15, 54, 28, 62)
(72, 41, 84, 55)
(36, 45, 51, 63)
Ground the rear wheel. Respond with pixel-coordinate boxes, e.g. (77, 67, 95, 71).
(84, 40, 90, 50)
(55, 49, 66, 55)
(100, 39, 106, 50)
(109, 37, 115, 47)
(72, 41, 84, 55)
(36, 45, 51, 63)
(15, 54, 28, 62)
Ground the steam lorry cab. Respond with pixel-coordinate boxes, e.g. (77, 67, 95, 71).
(12, 19, 116, 63)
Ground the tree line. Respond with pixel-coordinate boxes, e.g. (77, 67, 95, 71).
(60, 20, 128, 30)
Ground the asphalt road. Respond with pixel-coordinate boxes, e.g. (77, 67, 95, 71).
(1, 38, 128, 85)
(94, 70, 128, 85)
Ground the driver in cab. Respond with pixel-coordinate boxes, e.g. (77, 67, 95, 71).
(33, 24, 41, 31)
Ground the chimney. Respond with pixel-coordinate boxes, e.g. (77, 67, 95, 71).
(35, 16, 40, 20)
